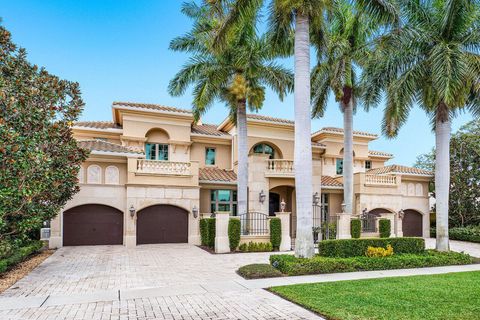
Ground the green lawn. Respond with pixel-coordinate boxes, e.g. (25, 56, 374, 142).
(270, 271, 480, 320)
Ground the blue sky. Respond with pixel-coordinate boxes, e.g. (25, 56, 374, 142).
(2, 0, 473, 166)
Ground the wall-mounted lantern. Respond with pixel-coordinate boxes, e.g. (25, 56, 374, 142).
(341, 202, 346, 213)
(129, 205, 136, 218)
(192, 205, 199, 219)
(312, 192, 320, 206)
(398, 209, 405, 220)
(259, 190, 266, 204)
(280, 199, 286, 212)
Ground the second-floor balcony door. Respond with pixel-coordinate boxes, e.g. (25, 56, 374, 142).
(146, 143, 169, 161)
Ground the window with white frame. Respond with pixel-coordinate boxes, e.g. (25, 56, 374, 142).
(210, 190, 237, 215)
(145, 143, 169, 160)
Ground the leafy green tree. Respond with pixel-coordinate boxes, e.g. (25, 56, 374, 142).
(0, 26, 87, 245)
(168, 1, 293, 220)
(415, 119, 480, 227)
(362, 0, 480, 251)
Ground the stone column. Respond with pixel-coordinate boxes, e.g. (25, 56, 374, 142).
(275, 212, 292, 251)
(124, 202, 136, 249)
(396, 212, 404, 237)
(49, 214, 62, 249)
(215, 211, 230, 253)
(336, 213, 352, 239)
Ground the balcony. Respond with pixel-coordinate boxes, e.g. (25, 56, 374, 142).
(136, 159, 191, 176)
(265, 159, 294, 177)
(365, 174, 397, 186)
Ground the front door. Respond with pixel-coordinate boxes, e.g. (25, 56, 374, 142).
(269, 192, 280, 216)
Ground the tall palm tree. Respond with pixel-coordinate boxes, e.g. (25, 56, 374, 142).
(311, 0, 380, 217)
(215, 0, 328, 258)
(362, 0, 480, 251)
(169, 1, 293, 219)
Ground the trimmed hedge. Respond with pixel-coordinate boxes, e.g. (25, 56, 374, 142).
(379, 219, 391, 238)
(237, 263, 283, 279)
(270, 251, 474, 276)
(200, 218, 216, 248)
(318, 238, 425, 258)
(0, 241, 44, 273)
(239, 241, 273, 252)
(351, 219, 361, 238)
(228, 219, 241, 251)
(431, 226, 480, 243)
(270, 218, 281, 250)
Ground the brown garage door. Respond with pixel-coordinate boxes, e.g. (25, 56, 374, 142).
(403, 210, 423, 237)
(137, 205, 188, 244)
(63, 204, 123, 246)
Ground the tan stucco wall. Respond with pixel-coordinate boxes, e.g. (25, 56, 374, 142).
(191, 142, 232, 169)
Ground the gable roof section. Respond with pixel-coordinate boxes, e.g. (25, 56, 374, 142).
(368, 150, 393, 158)
(74, 121, 122, 130)
(191, 124, 230, 137)
(367, 165, 433, 176)
(199, 167, 237, 183)
(78, 139, 143, 156)
(112, 101, 191, 114)
(312, 127, 378, 140)
(247, 114, 294, 125)
(322, 175, 343, 188)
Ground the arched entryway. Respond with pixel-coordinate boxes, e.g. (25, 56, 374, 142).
(403, 209, 423, 237)
(63, 204, 123, 246)
(136, 205, 188, 244)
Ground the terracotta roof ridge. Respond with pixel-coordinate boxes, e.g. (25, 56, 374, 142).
(112, 101, 191, 114)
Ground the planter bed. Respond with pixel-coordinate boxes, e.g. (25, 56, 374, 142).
(269, 250, 475, 276)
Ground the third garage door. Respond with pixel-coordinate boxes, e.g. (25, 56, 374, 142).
(136, 205, 188, 244)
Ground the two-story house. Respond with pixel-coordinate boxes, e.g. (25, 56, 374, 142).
(49, 102, 432, 248)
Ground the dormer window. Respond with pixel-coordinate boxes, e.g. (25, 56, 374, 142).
(145, 143, 169, 161)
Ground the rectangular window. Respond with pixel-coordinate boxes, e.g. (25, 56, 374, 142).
(205, 147, 216, 165)
(145, 143, 169, 160)
(210, 190, 237, 215)
(321, 193, 329, 216)
(365, 160, 372, 169)
(336, 159, 344, 175)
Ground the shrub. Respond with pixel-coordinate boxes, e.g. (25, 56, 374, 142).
(270, 218, 282, 250)
(0, 240, 15, 260)
(237, 264, 283, 279)
(228, 219, 241, 251)
(430, 226, 480, 243)
(199, 219, 208, 246)
(200, 218, 216, 248)
(366, 245, 394, 257)
(239, 242, 273, 252)
(379, 219, 391, 238)
(351, 219, 361, 238)
(270, 250, 474, 276)
(0, 241, 43, 274)
(318, 237, 425, 258)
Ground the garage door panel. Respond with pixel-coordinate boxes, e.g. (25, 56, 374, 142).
(402, 210, 423, 237)
(63, 204, 123, 246)
(137, 205, 188, 244)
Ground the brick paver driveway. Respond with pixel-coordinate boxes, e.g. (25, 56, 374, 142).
(0, 244, 321, 320)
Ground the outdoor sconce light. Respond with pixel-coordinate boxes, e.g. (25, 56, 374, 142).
(280, 199, 286, 212)
(312, 192, 320, 206)
(259, 190, 266, 204)
(341, 202, 346, 213)
(129, 205, 136, 218)
(398, 209, 405, 220)
(192, 205, 199, 219)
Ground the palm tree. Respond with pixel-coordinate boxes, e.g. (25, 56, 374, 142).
(169, 1, 293, 220)
(362, 0, 480, 251)
(312, 0, 379, 217)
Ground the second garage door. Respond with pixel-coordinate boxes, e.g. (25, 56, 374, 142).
(136, 205, 188, 244)
(403, 209, 423, 237)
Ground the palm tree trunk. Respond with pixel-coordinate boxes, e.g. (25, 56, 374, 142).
(294, 12, 314, 258)
(435, 108, 450, 251)
(237, 100, 248, 217)
(342, 94, 354, 214)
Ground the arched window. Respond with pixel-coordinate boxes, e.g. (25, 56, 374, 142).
(87, 165, 102, 184)
(105, 166, 120, 185)
(252, 143, 275, 159)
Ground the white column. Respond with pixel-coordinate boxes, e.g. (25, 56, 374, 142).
(214, 211, 230, 253)
(276, 212, 292, 251)
(337, 213, 352, 239)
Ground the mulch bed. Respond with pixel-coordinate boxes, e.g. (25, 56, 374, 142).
(0, 249, 55, 293)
